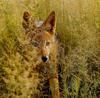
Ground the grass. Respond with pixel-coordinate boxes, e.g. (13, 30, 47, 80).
(0, 0, 100, 98)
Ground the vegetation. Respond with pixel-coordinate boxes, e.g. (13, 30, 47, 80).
(0, 0, 100, 98)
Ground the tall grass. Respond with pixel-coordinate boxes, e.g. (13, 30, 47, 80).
(0, 1, 40, 98)
(0, 0, 100, 98)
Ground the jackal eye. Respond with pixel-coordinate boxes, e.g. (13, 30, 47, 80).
(46, 42, 50, 46)
(31, 41, 39, 47)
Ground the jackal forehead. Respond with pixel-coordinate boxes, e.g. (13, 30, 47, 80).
(34, 31, 53, 42)
(31, 20, 44, 34)
(33, 27, 44, 34)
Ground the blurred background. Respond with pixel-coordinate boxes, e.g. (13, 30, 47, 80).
(0, 0, 100, 98)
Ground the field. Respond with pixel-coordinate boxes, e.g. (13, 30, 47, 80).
(0, 0, 100, 98)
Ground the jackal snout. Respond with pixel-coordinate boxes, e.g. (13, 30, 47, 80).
(40, 47, 49, 62)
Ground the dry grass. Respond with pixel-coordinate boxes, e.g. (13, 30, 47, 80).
(0, 0, 100, 98)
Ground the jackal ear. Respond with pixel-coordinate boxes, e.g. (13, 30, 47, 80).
(42, 11, 56, 34)
(22, 11, 36, 32)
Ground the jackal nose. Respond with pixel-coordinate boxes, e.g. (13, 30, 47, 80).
(42, 56, 48, 62)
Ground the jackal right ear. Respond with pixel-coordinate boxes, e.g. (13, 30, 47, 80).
(42, 11, 56, 35)
(22, 11, 36, 32)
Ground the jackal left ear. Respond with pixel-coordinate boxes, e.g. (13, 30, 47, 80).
(22, 11, 36, 33)
(42, 11, 56, 34)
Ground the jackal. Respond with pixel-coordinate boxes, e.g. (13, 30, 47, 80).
(22, 11, 60, 98)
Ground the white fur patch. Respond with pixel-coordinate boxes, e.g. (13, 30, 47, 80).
(35, 21, 43, 27)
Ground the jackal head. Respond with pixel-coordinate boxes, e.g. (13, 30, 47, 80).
(22, 11, 56, 63)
